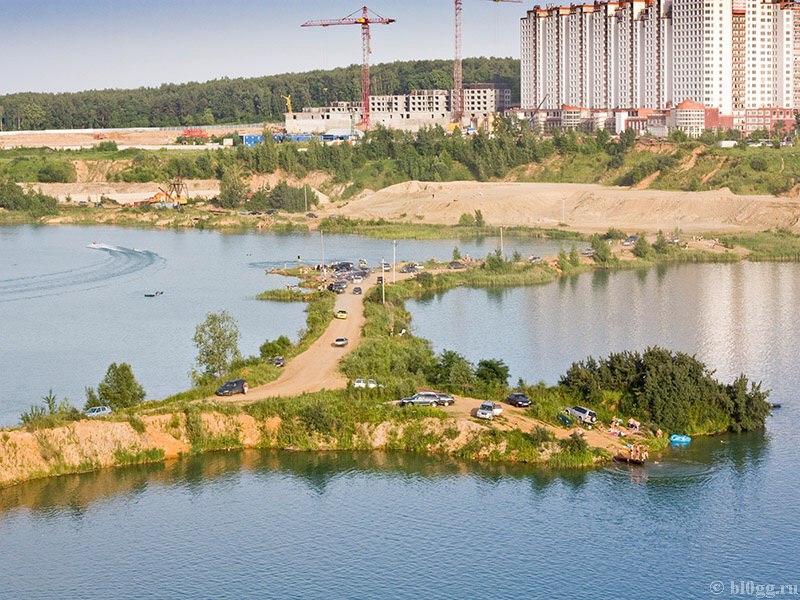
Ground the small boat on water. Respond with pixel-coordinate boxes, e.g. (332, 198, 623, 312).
(144, 291, 163, 298)
(670, 434, 692, 444)
(770, 403, 782, 409)
(614, 454, 646, 466)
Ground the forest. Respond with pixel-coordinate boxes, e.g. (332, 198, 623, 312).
(0, 58, 519, 131)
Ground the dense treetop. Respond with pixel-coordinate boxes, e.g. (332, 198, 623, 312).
(0, 58, 519, 131)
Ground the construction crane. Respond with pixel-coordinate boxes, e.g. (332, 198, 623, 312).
(452, 0, 521, 122)
(282, 94, 293, 119)
(302, 6, 396, 131)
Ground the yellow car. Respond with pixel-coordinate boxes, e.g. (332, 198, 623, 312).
(335, 310, 348, 320)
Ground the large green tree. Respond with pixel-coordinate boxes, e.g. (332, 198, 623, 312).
(193, 310, 241, 378)
(85, 362, 146, 410)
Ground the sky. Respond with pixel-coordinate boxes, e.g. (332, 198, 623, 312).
(0, 0, 527, 95)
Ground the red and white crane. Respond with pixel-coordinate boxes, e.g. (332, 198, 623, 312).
(302, 6, 396, 131)
(452, 0, 521, 121)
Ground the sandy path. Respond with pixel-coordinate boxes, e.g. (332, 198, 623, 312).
(337, 181, 800, 233)
(237, 270, 412, 401)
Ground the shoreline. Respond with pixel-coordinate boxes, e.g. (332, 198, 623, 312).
(0, 230, 774, 488)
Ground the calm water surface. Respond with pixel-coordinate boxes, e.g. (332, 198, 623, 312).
(1, 229, 798, 598)
(0, 225, 561, 424)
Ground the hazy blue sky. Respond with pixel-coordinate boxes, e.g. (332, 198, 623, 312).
(1, 0, 526, 94)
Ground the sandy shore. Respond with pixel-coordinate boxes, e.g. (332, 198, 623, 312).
(338, 181, 800, 233)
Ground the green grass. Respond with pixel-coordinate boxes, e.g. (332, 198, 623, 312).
(720, 229, 800, 261)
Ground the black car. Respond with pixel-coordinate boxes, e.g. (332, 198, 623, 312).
(448, 261, 467, 270)
(216, 379, 248, 396)
(353, 287, 362, 295)
(306, 212, 318, 219)
(267, 356, 285, 368)
(507, 393, 531, 407)
(265, 209, 278, 215)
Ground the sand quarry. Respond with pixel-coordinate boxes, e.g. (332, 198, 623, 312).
(337, 181, 800, 234)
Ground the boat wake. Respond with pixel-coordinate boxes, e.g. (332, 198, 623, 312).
(0, 244, 165, 302)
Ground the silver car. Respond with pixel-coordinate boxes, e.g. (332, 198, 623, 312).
(400, 392, 448, 407)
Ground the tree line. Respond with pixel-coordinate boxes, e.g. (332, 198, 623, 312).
(0, 58, 519, 131)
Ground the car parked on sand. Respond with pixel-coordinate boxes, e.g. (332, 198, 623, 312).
(334, 337, 349, 347)
(566, 405, 597, 426)
(399, 392, 451, 407)
(267, 356, 286, 368)
(306, 212, 318, 219)
(216, 379, 248, 396)
(335, 310, 348, 319)
(354, 378, 378, 389)
(85, 406, 113, 418)
(476, 402, 497, 420)
(448, 261, 467, 270)
(507, 393, 531, 407)
(434, 393, 455, 406)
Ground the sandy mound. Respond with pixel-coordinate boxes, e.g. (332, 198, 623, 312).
(337, 181, 800, 233)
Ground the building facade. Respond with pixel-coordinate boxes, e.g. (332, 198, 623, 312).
(520, 0, 800, 120)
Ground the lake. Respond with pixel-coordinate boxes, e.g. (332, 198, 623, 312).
(0, 225, 564, 425)
(1, 227, 798, 598)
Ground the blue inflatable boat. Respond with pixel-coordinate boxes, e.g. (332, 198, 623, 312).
(670, 434, 692, 444)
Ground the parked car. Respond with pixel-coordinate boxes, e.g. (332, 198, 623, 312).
(528, 256, 543, 264)
(377, 276, 384, 284)
(622, 235, 639, 247)
(448, 261, 467, 270)
(267, 356, 286, 368)
(476, 402, 496, 420)
(265, 209, 278, 216)
(85, 405, 113, 418)
(334, 337, 349, 347)
(354, 378, 378, 389)
(335, 310, 348, 319)
(434, 393, 455, 406)
(216, 379, 248, 396)
(352, 287, 362, 295)
(581, 248, 595, 257)
(380, 262, 392, 272)
(400, 264, 418, 274)
(507, 393, 531, 407)
(306, 212, 318, 218)
(352, 276, 363, 284)
(399, 392, 448, 407)
(566, 405, 597, 425)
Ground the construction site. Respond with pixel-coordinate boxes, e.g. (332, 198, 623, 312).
(287, 3, 520, 136)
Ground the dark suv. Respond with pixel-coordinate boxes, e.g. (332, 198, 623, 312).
(216, 379, 248, 396)
(507, 393, 531, 408)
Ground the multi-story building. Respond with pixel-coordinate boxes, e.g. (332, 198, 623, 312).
(463, 84, 512, 119)
(520, 0, 799, 124)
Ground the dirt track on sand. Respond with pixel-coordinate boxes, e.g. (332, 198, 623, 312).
(337, 181, 800, 233)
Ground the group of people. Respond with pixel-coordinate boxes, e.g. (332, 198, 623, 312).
(628, 444, 649, 462)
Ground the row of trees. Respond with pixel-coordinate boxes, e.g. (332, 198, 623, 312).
(0, 58, 519, 130)
(0, 180, 58, 216)
(560, 347, 771, 434)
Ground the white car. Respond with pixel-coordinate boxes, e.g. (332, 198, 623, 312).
(354, 378, 378, 389)
(476, 402, 497, 420)
(352, 276, 363, 284)
(86, 406, 113, 418)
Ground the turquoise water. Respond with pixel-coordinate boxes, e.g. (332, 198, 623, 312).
(0, 225, 563, 425)
(1, 229, 798, 598)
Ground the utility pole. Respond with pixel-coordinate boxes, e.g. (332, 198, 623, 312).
(392, 240, 397, 284)
(500, 226, 504, 257)
(562, 198, 566, 224)
(320, 230, 325, 274)
(304, 186, 308, 213)
(381, 256, 386, 304)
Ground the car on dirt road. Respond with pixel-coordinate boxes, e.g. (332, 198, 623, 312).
(507, 393, 531, 408)
(476, 402, 497, 420)
(566, 405, 597, 426)
(85, 406, 113, 418)
(216, 379, 248, 396)
(334, 337, 349, 347)
(335, 310, 348, 319)
(352, 287, 362, 295)
(399, 392, 452, 407)
(267, 356, 286, 368)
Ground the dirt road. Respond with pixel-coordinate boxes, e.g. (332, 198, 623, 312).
(240, 270, 408, 401)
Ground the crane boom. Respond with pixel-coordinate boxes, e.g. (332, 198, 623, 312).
(453, 0, 521, 122)
(302, 6, 396, 130)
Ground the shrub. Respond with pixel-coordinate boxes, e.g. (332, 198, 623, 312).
(457, 212, 475, 227)
(37, 161, 76, 183)
(632, 234, 653, 259)
(260, 335, 292, 359)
